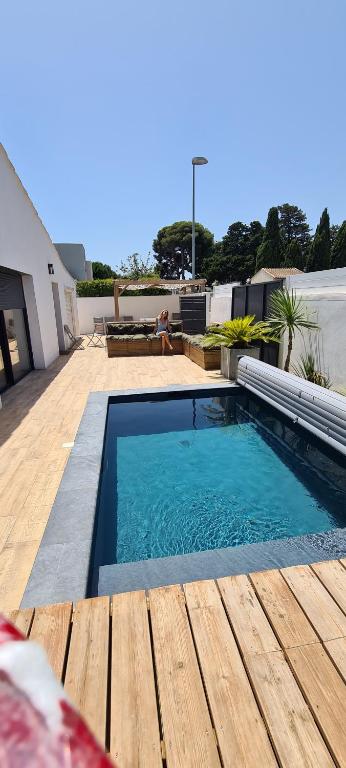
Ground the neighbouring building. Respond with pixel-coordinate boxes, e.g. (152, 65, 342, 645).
(251, 267, 303, 284)
(0, 144, 79, 395)
(54, 243, 93, 281)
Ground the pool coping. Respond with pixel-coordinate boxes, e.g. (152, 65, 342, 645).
(21, 381, 346, 608)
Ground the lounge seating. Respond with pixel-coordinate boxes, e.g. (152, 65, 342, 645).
(106, 321, 183, 356)
(105, 322, 221, 369)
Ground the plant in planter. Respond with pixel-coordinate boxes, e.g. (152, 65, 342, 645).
(293, 353, 331, 388)
(266, 288, 319, 372)
(202, 315, 278, 379)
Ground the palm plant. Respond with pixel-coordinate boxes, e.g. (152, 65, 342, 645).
(293, 353, 331, 389)
(202, 315, 279, 349)
(267, 288, 319, 372)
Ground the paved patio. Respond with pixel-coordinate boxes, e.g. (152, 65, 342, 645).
(0, 344, 225, 611)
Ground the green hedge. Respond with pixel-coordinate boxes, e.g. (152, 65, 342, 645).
(77, 279, 113, 297)
(77, 280, 172, 298)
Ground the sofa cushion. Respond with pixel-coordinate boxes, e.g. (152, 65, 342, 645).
(107, 320, 183, 336)
(126, 334, 148, 341)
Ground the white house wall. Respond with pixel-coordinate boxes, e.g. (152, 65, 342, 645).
(284, 268, 346, 391)
(0, 145, 78, 368)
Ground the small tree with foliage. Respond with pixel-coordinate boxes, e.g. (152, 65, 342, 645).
(306, 208, 331, 272)
(92, 261, 117, 279)
(331, 221, 346, 268)
(256, 207, 282, 270)
(119, 252, 158, 279)
(267, 288, 319, 372)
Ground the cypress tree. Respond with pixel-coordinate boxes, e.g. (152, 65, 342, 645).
(256, 207, 282, 270)
(331, 220, 346, 268)
(284, 240, 305, 270)
(306, 208, 331, 272)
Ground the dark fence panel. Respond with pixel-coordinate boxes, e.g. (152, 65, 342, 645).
(232, 286, 247, 318)
(231, 280, 283, 367)
(246, 284, 264, 322)
(179, 294, 206, 334)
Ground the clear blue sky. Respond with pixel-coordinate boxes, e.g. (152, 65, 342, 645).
(1, 0, 346, 270)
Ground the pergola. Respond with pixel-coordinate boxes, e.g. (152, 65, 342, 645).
(113, 278, 206, 320)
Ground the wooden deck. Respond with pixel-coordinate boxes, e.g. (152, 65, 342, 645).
(0, 345, 224, 611)
(7, 559, 346, 767)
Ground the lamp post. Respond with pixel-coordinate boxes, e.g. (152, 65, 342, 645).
(191, 156, 208, 279)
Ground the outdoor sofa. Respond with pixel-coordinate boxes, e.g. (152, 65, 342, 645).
(105, 321, 220, 370)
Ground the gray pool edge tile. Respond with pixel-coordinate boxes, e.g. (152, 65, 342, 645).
(98, 527, 346, 595)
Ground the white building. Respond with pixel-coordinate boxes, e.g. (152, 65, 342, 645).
(0, 144, 79, 395)
(251, 267, 303, 283)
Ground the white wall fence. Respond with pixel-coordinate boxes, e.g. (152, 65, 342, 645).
(284, 267, 346, 391)
(77, 294, 180, 333)
(208, 283, 238, 325)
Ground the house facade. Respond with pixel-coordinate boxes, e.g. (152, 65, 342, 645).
(0, 144, 79, 394)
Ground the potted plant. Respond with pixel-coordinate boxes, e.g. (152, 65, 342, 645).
(266, 288, 319, 372)
(202, 315, 279, 379)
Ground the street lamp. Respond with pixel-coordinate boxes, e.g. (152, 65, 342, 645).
(191, 156, 208, 279)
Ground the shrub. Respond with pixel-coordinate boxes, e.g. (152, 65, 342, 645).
(202, 316, 278, 349)
(76, 281, 172, 298)
(77, 279, 114, 297)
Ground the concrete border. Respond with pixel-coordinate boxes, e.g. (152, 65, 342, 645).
(22, 380, 346, 607)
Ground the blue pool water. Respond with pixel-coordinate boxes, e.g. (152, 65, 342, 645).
(92, 389, 346, 576)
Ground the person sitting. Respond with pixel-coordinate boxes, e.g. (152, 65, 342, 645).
(153, 309, 173, 355)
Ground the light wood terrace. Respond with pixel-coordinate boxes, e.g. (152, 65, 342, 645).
(7, 559, 346, 767)
(0, 344, 225, 611)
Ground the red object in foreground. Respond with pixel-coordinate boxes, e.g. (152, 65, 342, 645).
(0, 614, 115, 767)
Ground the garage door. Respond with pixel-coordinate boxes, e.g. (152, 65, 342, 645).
(64, 289, 75, 334)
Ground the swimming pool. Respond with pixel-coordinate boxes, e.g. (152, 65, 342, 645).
(90, 388, 346, 590)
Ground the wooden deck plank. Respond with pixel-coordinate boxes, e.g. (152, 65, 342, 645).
(217, 573, 281, 657)
(250, 568, 318, 649)
(185, 580, 277, 767)
(29, 602, 72, 680)
(149, 584, 221, 768)
(8, 607, 34, 636)
(311, 560, 346, 615)
(0, 516, 15, 549)
(110, 591, 162, 768)
(245, 651, 334, 768)
(287, 643, 346, 767)
(324, 637, 346, 683)
(281, 564, 346, 641)
(64, 596, 109, 747)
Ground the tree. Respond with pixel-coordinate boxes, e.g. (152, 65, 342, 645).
(267, 288, 319, 372)
(306, 208, 331, 272)
(278, 204, 311, 257)
(119, 252, 158, 279)
(248, 220, 265, 259)
(92, 261, 117, 279)
(284, 240, 305, 270)
(221, 221, 255, 283)
(153, 221, 214, 278)
(201, 242, 230, 284)
(331, 220, 346, 268)
(330, 224, 341, 251)
(202, 220, 264, 284)
(256, 207, 282, 270)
